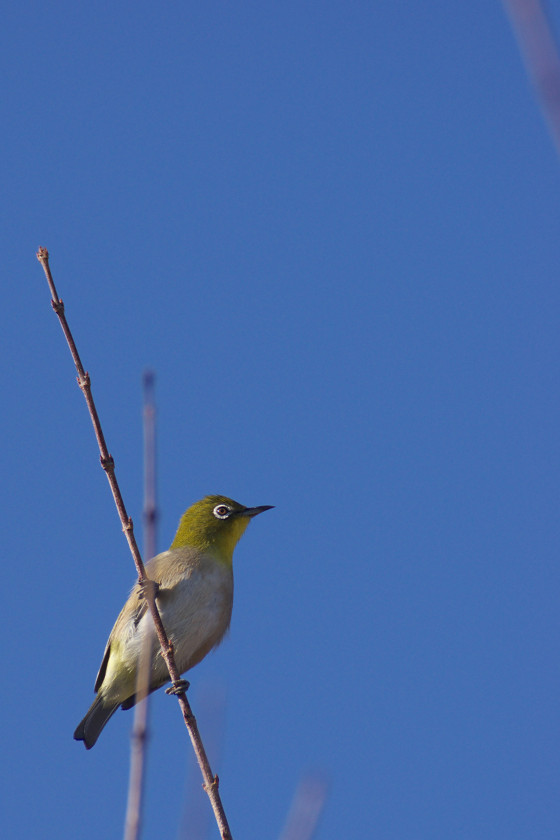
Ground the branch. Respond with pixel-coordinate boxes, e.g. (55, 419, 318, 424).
(37, 248, 233, 840)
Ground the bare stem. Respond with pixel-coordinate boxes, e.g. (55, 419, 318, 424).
(37, 248, 233, 840)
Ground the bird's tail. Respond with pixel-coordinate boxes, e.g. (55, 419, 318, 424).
(74, 694, 120, 749)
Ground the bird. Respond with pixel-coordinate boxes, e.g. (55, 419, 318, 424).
(74, 494, 273, 749)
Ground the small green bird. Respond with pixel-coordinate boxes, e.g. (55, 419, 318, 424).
(74, 495, 273, 749)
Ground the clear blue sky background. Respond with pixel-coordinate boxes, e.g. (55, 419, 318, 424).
(2, 2, 559, 838)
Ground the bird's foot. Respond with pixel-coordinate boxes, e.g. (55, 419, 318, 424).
(165, 679, 190, 696)
(139, 578, 160, 601)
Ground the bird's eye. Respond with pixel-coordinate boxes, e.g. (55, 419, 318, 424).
(213, 504, 232, 519)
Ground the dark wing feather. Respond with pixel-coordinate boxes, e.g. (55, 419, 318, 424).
(93, 584, 147, 693)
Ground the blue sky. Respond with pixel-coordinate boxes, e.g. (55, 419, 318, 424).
(2, 2, 559, 838)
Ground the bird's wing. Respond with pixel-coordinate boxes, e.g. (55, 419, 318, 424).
(93, 584, 146, 693)
(93, 639, 112, 693)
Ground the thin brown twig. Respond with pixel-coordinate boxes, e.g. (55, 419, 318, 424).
(37, 248, 233, 840)
(179, 683, 228, 840)
(123, 371, 159, 840)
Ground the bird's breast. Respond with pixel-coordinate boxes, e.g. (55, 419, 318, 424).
(157, 555, 234, 674)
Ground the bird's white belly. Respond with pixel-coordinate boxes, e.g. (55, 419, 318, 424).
(127, 559, 233, 686)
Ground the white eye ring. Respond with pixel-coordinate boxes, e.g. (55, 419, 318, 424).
(213, 504, 232, 519)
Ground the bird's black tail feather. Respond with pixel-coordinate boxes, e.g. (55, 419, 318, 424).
(74, 695, 120, 749)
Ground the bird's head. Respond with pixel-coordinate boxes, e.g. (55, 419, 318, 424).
(170, 495, 273, 563)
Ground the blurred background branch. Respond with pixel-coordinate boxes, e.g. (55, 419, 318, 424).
(279, 775, 328, 840)
(503, 0, 560, 154)
(124, 371, 159, 840)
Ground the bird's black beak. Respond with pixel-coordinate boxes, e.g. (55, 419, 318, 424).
(240, 505, 274, 517)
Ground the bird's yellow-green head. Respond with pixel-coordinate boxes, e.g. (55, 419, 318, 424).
(170, 495, 273, 563)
